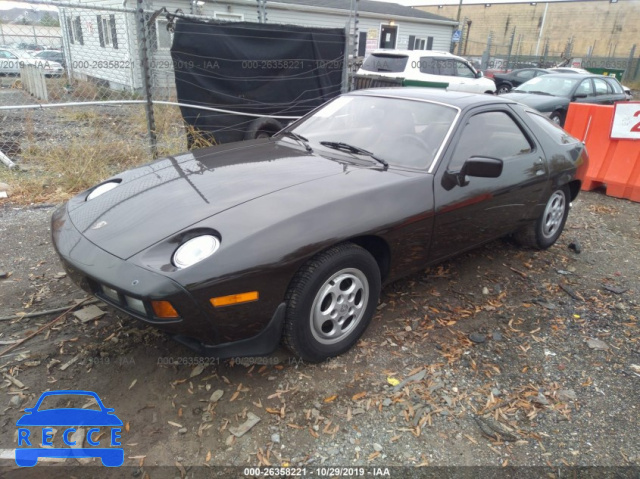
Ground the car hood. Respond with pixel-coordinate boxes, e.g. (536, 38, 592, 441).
(67, 140, 352, 259)
(501, 92, 569, 111)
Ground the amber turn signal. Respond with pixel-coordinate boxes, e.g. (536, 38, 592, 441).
(151, 300, 180, 318)
(210, 291, 259, 308)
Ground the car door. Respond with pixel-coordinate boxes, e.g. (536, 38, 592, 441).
(513, 69, 537, 86)
(452, 60, 483, 93)
(430, 106, 549, 262)
(592, 77, 618, 104)
(572, 78, 599, 104)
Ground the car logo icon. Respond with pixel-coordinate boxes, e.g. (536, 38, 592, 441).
(15, 390, 124, 467)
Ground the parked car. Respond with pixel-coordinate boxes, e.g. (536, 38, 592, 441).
(501, 73, 628, 126)
(547, 67, 591, 75)
(52, 88, 587, 362)
(33, 49, 65, 66)
(548, 67, 633, 99)
(0, 48, 64, 77)
(493, 68, 550, 94)
(357, 49, 496, 94)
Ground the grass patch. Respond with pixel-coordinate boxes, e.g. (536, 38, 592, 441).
(0, 139, 149, 204)
(0, 103, 216, 205)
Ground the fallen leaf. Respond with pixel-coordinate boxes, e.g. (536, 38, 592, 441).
(323, 395, 337, 403)
(129, 379, 137, 390)
(190, 364, 205, 378)
(352, 392, 367, 401)
(387, 377, 400, 387)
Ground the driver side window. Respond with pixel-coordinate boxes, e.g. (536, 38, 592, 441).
(576, 79, 594, 96)
(449, 111, 533, 171)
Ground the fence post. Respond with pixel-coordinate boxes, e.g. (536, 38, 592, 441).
(135, 0, 158, 158)
(481, 32, 492, 70)
(624, 44, 636, 82)
(505, 27, 515, 70)
(456, 17, 466, 56)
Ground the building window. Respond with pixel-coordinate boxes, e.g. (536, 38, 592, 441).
(97, 14, 119, 49)
(73, 16, 84, 45)
(213, 12, 244, 21)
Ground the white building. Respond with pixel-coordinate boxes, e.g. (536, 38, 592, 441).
(60, 0, 457, 91)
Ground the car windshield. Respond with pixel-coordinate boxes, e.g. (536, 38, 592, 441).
(288, 95, 458, 169)
(515, 76, 580, 97)
(361, 54, 408, 73)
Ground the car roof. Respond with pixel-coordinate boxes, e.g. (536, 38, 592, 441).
(369, 49, 465, 60)
(349, 87, 518, 109)
(539, 72, 619, 81)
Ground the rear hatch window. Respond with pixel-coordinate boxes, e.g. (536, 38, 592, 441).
(361, 54, 408, 73)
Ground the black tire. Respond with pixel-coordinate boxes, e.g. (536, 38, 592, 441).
(243, 117, 283, 140)
(549, 110, 565, 127)
(514, 185, 570, 249)
(496, 83, 511, 94)
(283, 243, 381, 362)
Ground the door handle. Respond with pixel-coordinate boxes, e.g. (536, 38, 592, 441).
(534, 158, 545, 175)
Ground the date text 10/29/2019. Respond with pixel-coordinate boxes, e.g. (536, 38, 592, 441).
(242, 467, 391, 477)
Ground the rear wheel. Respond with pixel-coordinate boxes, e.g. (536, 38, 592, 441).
(515, 186, 570, 249)
(283, 243, 381, 362)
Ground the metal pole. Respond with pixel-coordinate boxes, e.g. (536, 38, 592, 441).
(456, 17, 466, 56)
(463, 20, 471, 56)
(135, 0, 158, 158)
(624, 44, 636, 82)
(481, 32, 492, 70)
(534, 2, 548, 57)
(505, 27, 515, 71)
(452, 0, 463, 53)
(353, 0, 359, 71)
(342, 24, 349, 93)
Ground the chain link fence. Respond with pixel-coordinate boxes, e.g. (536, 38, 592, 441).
(461, 30, 639, 85)
(0, 0, 349, 203)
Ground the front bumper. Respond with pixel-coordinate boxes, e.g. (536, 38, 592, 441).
(51, 205, 284, 358)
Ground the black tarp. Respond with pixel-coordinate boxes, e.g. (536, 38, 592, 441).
(170, 18, 346, 145)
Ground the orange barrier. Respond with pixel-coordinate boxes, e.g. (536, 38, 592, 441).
(564, 103, 640, 202)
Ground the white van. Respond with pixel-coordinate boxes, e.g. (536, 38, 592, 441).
(357, 49, 496, 94)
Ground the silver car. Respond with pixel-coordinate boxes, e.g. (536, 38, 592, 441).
(0, 49, 64, 77)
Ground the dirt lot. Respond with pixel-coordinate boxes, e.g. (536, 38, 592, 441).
(0, 189, 639, 478)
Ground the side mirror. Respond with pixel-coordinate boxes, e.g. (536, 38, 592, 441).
(475, 71, 484, 78)
(573, 93, 588, 100)
(441, 157, 503, 190)
(463, 156, 503, 178)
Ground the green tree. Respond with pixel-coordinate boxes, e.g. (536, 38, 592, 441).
(40, 12, 60, 27)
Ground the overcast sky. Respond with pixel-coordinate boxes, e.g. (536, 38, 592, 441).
(0, 1, 57, 11)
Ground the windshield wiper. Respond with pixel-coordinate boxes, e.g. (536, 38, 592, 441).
(281, 131, 313, 153)
(319, 141, 388, 170)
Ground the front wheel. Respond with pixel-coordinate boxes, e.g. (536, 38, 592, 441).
(549, 110, 565, 127)
(283, 243, 381, 362)
(514, 186, 570, 249)
(497, 83, 511, 94)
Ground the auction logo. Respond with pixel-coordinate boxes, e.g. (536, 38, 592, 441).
(15, 390, 124, 467)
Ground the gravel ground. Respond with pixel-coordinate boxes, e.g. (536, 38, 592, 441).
(1, 191, 639, 478)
